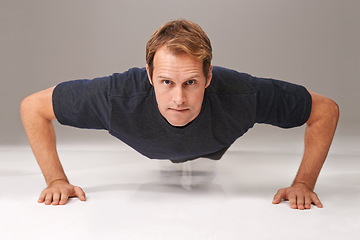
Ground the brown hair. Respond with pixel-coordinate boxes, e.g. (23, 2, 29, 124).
(146, 19, 212, 79)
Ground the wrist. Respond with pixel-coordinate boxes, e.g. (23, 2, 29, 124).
(291, 181, 313, 190)
(48, 178, 69, 187)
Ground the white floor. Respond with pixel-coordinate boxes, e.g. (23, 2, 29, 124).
(1, 127, 359, 240)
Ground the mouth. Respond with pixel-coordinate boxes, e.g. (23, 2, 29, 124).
(169, 108, 189, 112)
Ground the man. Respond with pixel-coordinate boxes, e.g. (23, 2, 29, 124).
(21, 19, 339, 209)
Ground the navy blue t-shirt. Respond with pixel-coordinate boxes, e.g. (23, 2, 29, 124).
(53, 66, 312, 162)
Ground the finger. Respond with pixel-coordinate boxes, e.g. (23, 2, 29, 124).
(311, 193, 323, 208)
(74, 187, 86, 201)
(296, 195, 305, 210)
(38, 190, 46, 203)
(52, 193, 61, 205)
(304, 195, 312, 209)
(44, 193, 53, 205)
(272, 189, 285, 204)
(59, 193, 69, 205)
(289, 195, 297, 209)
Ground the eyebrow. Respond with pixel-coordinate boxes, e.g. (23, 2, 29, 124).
(188, 74, 201, 79)
(157, 74, 201, 80)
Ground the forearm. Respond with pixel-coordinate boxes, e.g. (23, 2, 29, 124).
(293, 95, 339, 190)
(21, 88, 68, 186)
(26, 118, 68, 186)
(293, 124, 334, 189)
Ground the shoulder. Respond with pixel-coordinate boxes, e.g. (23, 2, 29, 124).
(109, 67, 152, 97)
(209, 66, 256, 94)
(54, 67, 151, 100)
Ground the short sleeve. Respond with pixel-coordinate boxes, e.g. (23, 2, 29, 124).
(52, 76, 111, 130)
(253, 77, 312, 128)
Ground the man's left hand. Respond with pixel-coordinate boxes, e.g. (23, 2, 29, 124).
(272, 183, 323, 210)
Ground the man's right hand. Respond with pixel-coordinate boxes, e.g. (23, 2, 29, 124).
(21, 87, 86, 206)
(38, 180, 86, 205)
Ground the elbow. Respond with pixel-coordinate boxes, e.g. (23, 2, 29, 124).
(20, 87, 56, 123)
(307, 91, 340, 130)
(20, 95, 35, 121)
(20, 95, 30, 117)
(326, 98, 340, 127)
(330, 99, 339, 122)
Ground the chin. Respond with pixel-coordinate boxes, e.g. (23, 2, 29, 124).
(169, 121, 188, 127)
(167, 118, 191, 127)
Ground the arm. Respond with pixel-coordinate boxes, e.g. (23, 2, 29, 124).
(20, 87, 86, 205)
(272, 91, 339, 209)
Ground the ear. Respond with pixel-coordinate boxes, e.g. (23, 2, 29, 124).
(205, 65, 213, 88)
(146, 64, 153, 85)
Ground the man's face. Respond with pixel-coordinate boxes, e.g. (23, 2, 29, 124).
(147, 45, 212, 127)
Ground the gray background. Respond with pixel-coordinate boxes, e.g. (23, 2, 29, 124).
(1, 0, 359, 146)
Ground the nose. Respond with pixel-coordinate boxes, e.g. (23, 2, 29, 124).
(173, 86, 186, 106)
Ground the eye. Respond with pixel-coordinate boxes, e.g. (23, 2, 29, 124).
(163, 80, 171, 85)
(186, 80, 196, 85)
